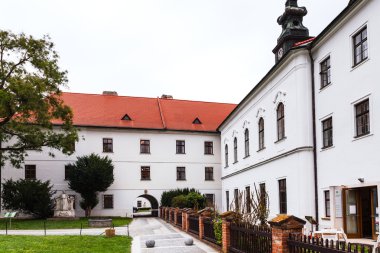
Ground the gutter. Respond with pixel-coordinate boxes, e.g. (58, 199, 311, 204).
(308, 47, 319, 230)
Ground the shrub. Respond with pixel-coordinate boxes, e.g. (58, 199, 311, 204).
(186, 192, 205, 210)
(2, 179, 55, 218)
(160, 188, 200, 207)
(213, 217, 223, 245)
(171, 195, 187, 208)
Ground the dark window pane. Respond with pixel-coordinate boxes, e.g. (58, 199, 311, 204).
(226, 191, 230, 211)
(258, 118, 265, 150)
(225, 144, 229, 167)
(325, 190, 331, 217)
(234, 189, 239, 211)
(355, 99, 370, 137)
(103, 138, 113, 153)
(233, 138, 238, 163)
(25, 165, 36, 179)
(279, 179, 287, 214)
(353, 27, 368, 66)
(320, 57, 331, 88)
(176, 140, 185, 154)
(205, 167, 213, 181)
(322, 117, 333, 148)
(176, 167, 186, 180)
(204, 141, 214, 155)
(103, 195, 113, 209)
(246, 186, 251, 213)
(141, 166, 151, 180)
(140, 140, 150, 154)
(277, 103, 285, 140)
(205, 194, 214, 207)
(244, 129, 250, 157)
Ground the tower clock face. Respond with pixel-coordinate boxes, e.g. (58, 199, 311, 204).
(278, 48, 284, 59)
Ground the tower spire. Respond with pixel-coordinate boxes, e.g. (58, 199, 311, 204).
(273, 0, 310, 63)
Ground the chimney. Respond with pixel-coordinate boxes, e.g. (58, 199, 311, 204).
(102, 91, 118, 96)
(161, 94, 173, 99)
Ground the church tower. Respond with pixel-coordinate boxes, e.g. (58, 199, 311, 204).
(273, 0, 310, 63)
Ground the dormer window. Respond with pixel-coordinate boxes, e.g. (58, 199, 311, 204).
(193, 117, 202, 124)
(121, 114, 131, 121)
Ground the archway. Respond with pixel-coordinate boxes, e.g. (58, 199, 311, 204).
(133, 194, 159, 217)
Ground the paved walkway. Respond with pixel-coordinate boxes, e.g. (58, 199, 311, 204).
(0, 226, 130, 236)
(129, 217, 219, 253)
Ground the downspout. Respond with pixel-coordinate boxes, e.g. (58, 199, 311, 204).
(308, 47, 319, 230)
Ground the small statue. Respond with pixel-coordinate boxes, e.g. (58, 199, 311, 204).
(53, 192, 76, 218)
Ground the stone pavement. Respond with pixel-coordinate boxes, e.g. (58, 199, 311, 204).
(129, 217, 219, 253)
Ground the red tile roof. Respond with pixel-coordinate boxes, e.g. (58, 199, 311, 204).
(57, 92, 236, 132)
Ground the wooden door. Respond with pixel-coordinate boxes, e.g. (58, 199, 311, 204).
(371, 187, 378, 240)
(343, 188, 361, 238)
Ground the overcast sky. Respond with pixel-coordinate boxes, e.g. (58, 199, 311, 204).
(2, 0, 347, 104)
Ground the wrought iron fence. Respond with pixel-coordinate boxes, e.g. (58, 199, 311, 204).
(203, 218, 220, 245)
(229, 222, 272, 253)
(176, 212, 182, 227)
(188, 215, 199, 235)
(288, 234, 374, 253)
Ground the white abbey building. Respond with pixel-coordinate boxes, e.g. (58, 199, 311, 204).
(2, 92, 235, 217)
(219, 0, 380, 239)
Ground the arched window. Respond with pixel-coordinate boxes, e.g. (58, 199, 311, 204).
(244, 129, 250, 157)
(225, 144, 229, 167)
(277, 103, 285, 140)
(258, 118, 265, 150)
(233, 137, 238, 163)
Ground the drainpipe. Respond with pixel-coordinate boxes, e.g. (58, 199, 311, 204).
(308, 47, 319, 230)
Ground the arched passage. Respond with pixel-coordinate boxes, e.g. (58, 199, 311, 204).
(133, 194, 159, 217)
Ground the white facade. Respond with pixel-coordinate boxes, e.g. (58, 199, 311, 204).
(3, 127, 222, 217)
(312, 0, 380, 238)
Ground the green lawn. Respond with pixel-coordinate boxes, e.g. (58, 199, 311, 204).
(0, 235, 132, 253)
(0, 217, 132, 230)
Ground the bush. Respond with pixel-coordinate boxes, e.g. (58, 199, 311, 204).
(171, 195, 187, 208)
(2, 179, 55, 218)
(160, 188, 199, 207)
(165, 191, 205, 209)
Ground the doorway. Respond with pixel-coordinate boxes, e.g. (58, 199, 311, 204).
(133, 194, 159, 218)
(343, 186, 378, 239)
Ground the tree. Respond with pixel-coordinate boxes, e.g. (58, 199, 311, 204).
(66, 153, 114, 217)
(0, 30, 78, 212)
(2, 178, 56, 218)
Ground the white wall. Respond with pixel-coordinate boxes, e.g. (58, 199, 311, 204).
(2, 128, 222, 217)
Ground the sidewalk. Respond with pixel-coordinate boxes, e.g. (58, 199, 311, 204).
(0, 226, 130, 236)
(129, 217, 219, 253)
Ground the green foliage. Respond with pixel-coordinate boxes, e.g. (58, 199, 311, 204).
(213, 217, 223, 245)
(171, 195, 187, 208)
(0, 30, 78, 168)
(1, 179, 55, 218)
(160, 188, 203, 207)
(66, 153, 114, 217)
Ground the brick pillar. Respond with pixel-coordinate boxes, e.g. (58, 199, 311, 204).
(174, 209, 178, 224)
(222, 219, 230, 253)
(199, 216, 204, 239)
(184, 212, 189, 232)
(182, 211, 186, 230)
(268, 215, 306, 253)
(165, 208, 169, 221)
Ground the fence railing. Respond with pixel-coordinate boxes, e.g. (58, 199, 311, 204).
(288, 234, 374, 253)
(203, 218, 220, 245)
(229, 222, 272, 253)
(188, 215, 199, 235)
(176, 212, 182, 227)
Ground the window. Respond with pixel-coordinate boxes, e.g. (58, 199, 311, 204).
(205, 167, 214, 181)
(353, 26, 368, 66)
(320, 57, 331, 88)
(140, 140, 150, 154)
(25, 165, 36, 179)
(64, 165, 72, 180)
(103, 138, 113, 153)
(258, 118, 265, 150)
(278, 179, 287, 214)
(260, 183, 266, 207)
(103, 195, 114, 209)
(355, 99, 370, 137)
(324, 190, 331, 217)
(176, 167, 186, 180)
(322, 117, 333, 148)
(233, 137, 238, 163)
(204, 141, 214, 155)
(245, 186, 251, 213)
(234, 189, 239, 211)
(176, 140, 185, 154)
(69, 195, 76, 209)
(141, 166, 151, 180)
(225, 144, 229, 167)
(137, 201, 142, 208)
(205, 194, 214, 207)
(193, 117, 202, 124)
(244, 129, 250, 157)
(277, 103, 285, 141)
(226, 191, 230, 211)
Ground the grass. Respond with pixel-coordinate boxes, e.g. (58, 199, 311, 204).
(0, 217, 132, 230)
(0, 235, 132, 253)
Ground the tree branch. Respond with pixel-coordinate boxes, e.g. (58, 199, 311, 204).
(0, 53, 31, 89)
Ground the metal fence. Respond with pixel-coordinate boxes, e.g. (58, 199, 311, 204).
(176, 212, 182, 227)
(203, 218, 220, 245)
(188, 215, 199, 235)
(229, 222, 272, 253)
(288, 234, 374, 253)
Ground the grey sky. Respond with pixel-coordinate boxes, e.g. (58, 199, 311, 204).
(2, 0, 347, 103)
